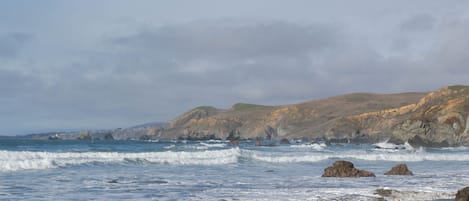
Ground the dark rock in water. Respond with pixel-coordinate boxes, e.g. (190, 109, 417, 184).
(229, 139, 239, 145)
(107, 179, 118, 184)
(373, 197, 386, 201)
(226, 129, 241, 141)
(456, 186, 469, 201)
(227, 130, 240, 145)
(265, 170, 274, 173)
(280, 138, 290, 144)
(139, 134, 151, 141)
(255, 138, 261, 146)
(322, 160, 375, 177)
(374, 189, 402, 200)
(103, 133, 114, 140)
(374, 189, 394, 197)
(408, 135, 449, 147)
(384, 164, 413, 175)
(48, 134, 61, 140)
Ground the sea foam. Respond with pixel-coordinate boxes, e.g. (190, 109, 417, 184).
(373, 140, 414, 150)
(240, 148, 469, 163)
(0, 148, 241, 172)
(4, 145, 469, 172)
(290, 142, 327, 150)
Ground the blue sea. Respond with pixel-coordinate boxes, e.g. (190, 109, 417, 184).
(1, 139, 469, 200)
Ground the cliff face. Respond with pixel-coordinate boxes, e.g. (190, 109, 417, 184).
(156, 91, 423, 141)
(346, 86, 469, 146)
(155, 85, 469, 146)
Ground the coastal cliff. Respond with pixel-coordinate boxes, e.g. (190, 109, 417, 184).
(154, 85, 469, 146)
(33, 85, 469, 146)
(155, 90, 421, 141)
(347, 85, 469, 146)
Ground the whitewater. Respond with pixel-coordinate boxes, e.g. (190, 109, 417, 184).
(1, 139, 469, 200)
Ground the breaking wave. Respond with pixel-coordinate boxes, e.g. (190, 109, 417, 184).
(290, 142, 327, 150)
(0, 148, 241, 172)
(240, 149, 469, 163)
(373, 140, 414, 150)
(4, 145, 469, 172)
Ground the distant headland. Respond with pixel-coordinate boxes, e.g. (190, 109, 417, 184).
(22, 85, 469, 147)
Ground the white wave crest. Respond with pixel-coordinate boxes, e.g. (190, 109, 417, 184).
(240, 149, 469, 163)
(290, 143, 327, 150)
(199, 142, 226, 148)
(242, 150, 329, 163)
(373, 140, 414, 150)
(0, 148, 241, 172)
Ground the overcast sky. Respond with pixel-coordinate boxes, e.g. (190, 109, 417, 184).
(1, 0, 469, 135)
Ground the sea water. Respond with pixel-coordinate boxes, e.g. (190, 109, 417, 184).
(1, 139, 468, 201)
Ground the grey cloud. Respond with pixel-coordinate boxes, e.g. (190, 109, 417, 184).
(0, 68, 40, 97)
(0, 33, 32, 58)
(424, 19, 469, 73)
(112, 21, 342, 61)
(106, 21, 344, 104)
(400, 14, 435, 32)
(99, 17, 469, 106)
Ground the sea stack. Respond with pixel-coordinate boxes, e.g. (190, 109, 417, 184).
(322, 160, 375, 177)
(384, 164, 413, 176)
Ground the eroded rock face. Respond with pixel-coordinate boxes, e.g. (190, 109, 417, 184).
(456, 186, 469, 201)
(384, 164, 413, 176)
(322, 160, 375, 177)
(348, 86, 469, 147)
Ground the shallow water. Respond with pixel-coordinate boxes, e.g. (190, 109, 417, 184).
(1, 139, 468, 200)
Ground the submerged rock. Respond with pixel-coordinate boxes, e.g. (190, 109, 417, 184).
(229, 139, 239, 145)
(374, 189, 394, 197)
(322, 160, 375, 177)
(375, 188, 454, 201)
(48, 134, 61, 140)
(456, 186, 469, 201)
(384, 164, 413, 176)
(107, 179, 118, 184)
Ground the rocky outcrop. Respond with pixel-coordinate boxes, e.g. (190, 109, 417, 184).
(384, 164, 413, 176)
(456, 186, 469, 201)
(342, 85, 469, 146)
(322, 160, 375, 177)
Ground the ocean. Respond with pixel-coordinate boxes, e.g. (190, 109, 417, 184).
(1, 138, 468, 201)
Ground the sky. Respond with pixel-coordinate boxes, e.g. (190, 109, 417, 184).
(1, 0, 469, 135)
